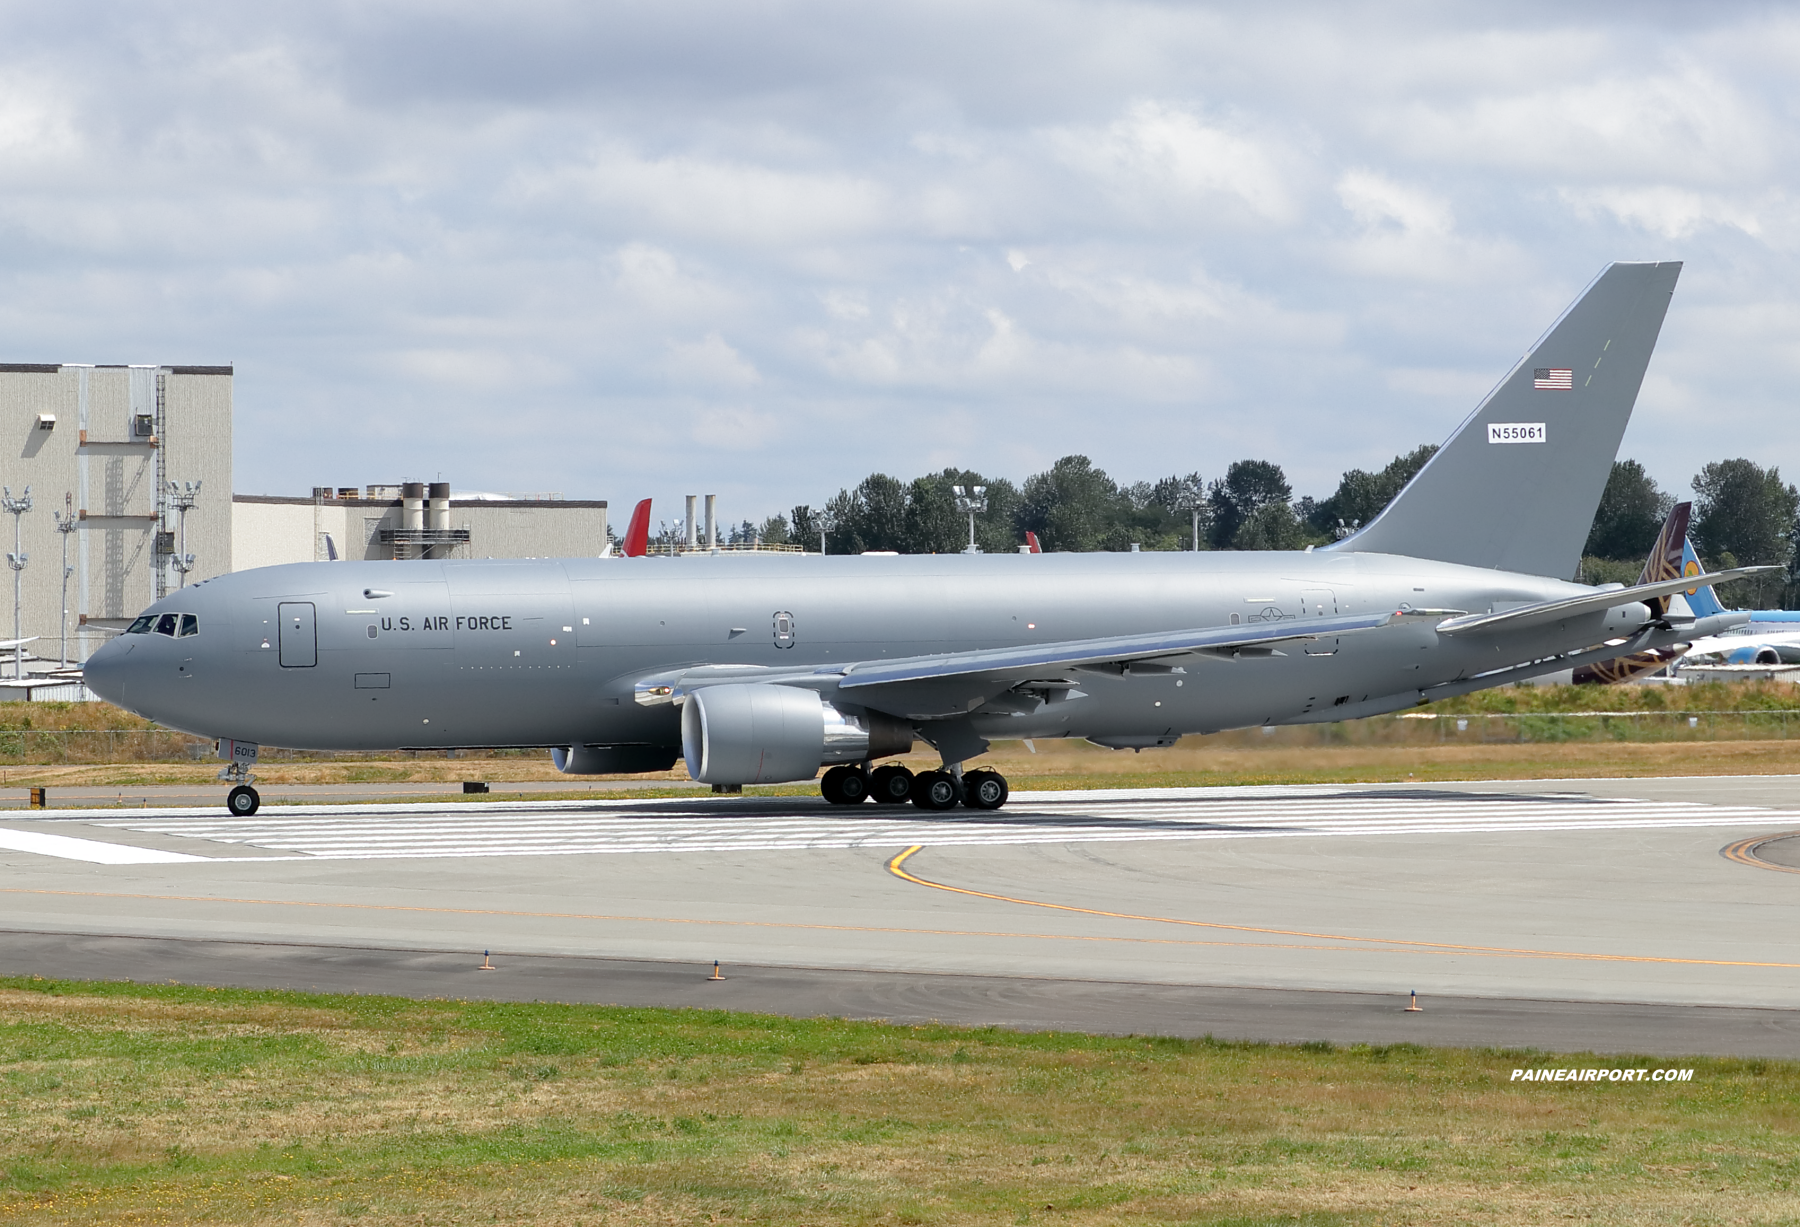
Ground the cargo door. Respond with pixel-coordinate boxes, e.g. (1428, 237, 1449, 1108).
(278, 602, 317, 667)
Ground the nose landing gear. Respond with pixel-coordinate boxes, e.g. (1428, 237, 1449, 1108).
(217, 741, 260, 816)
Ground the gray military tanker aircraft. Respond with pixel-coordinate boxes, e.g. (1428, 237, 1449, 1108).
(86, 261, 1770, 816)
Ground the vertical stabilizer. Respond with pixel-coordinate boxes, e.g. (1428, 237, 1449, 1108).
(1636, 501, 1690, 617)
(1677, 536, 1727, 618)
(1571, 502, 1689, 685)
(1330, 261, 1682, 577)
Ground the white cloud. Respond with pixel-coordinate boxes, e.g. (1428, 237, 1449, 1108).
(1379, 68, 1778, 184)
(1333, 169, 1516, 282)
(1047, 100, 1298, 225)
(664, 332, 760, 388)
(1559, 186, 1776, 242)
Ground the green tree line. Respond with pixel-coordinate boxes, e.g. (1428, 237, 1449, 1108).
(748, 452, 1800, 608)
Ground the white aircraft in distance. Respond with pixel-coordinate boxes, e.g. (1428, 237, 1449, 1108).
(85, 261, 1774, 815)
(1676, 548, 1800, 667)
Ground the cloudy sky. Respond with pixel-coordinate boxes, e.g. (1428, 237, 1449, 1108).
(3, 1, 1798, 525)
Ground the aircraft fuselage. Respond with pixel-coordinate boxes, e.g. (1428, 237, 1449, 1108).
(89, 550, 1636, 754)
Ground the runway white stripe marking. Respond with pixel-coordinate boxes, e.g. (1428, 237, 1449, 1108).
(39, 786, 1799, 862)
(0, 827, 206, 864)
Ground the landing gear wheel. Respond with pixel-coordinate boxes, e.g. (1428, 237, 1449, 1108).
(227, 785, 260, 816)
(839, 766, 869, 804)
(911, 770, 961, 811)
(821, 765, 868, 805)
(870, 764, 915, 805)
(963, 769, 1009, 810)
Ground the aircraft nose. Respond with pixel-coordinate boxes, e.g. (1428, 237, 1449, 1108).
(83, 638, 134, 707)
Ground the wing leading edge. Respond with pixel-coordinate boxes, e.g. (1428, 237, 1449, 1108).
(833, 610, 1399, 691)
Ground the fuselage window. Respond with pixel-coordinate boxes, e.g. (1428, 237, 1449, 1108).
(126, 615, 155, 634)
(155, 613, 180, 636)
(178, 614, 199, 637)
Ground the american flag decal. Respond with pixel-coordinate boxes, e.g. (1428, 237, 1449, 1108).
(1533, 367, 1573, 390)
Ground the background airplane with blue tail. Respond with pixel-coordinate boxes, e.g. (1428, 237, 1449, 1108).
(1675, 542, 1800, 668)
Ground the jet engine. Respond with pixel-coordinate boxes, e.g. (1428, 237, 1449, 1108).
(681, 683, 912, 785)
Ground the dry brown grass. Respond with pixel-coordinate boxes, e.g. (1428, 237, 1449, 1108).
(7, 736, 1800, 795)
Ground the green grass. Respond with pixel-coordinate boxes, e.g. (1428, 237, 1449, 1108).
(1, 977, 1796, 1224)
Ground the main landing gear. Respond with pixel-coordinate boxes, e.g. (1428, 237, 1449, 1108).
(820, 764, 1009, 811)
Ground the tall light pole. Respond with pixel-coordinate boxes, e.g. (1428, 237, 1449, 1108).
(55, 493, 77, 668)
(952, 485, 987, 554)
(3, 486, 30, 680)
(168, 480, 201, 587)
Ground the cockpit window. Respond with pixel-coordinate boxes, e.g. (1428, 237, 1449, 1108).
(178, 614, 199, 637)
(126, 615, 155, 634)
(154, 613, 179, 636)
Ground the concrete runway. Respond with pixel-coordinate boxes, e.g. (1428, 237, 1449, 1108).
(2, 775, 1798, 1056)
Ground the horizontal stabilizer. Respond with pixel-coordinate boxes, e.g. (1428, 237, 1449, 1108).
(1434, 566, 1780, 637)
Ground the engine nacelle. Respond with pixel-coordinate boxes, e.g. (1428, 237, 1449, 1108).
(552, 744, 681, 774)
(1599, 601, 1654, 638)
(681, 683, 912, 785)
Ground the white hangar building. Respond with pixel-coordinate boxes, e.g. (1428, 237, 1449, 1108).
(2, 363, 610, 684)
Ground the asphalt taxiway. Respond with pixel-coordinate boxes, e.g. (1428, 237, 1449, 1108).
(2, 775, 1798, 1056)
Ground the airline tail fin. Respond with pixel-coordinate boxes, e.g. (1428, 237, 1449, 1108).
(1676, 536, 1727, 618)
(1328, 261, 1682, 578)
(1634, 501, 1689, 618)
(1025, 531, 1042, 554)
(621, 498, 652, 558)
(1570, 501, 1690, 685)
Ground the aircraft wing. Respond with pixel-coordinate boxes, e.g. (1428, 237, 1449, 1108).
(834, 609, 1398, 691)
(1433, 566, 1779, 637)
(635, 610, 1405, 720)
(0, 636, 37, 650)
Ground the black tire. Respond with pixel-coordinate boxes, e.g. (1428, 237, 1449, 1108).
(821, 765, 856, 805)
(963, 769, 1009, 810)
(870, 764, 914, 805)
(227, 785, 260, 816)
(838, 767, 869, 804)
(911, 770, 960, 811)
